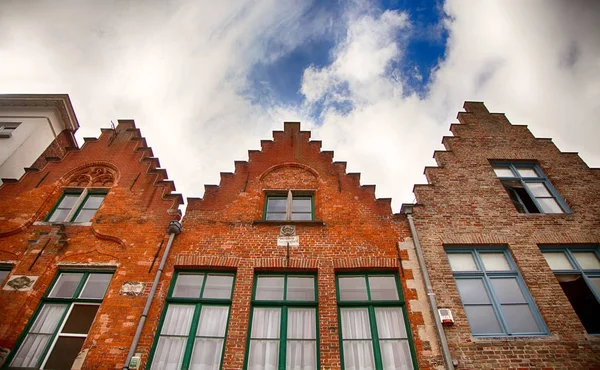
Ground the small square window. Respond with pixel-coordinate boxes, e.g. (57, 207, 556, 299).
(46, 191, 106, 223)
(491, 163, 570, 214)
(264, 191, 314, 221)
(0, 122, 20, 138)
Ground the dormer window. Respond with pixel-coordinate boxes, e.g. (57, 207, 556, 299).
(264, 190, 313, 221)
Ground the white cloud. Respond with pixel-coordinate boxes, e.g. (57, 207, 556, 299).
(0, 0, 598, 212)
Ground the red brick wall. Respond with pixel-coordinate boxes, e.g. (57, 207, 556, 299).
(412, 102, 600, 369)
(0, 121, 182, 368)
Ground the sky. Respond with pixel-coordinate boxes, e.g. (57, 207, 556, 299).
(1, 0, 599, 212)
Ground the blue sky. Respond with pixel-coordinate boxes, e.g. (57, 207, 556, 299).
(0, 0, 599, 211)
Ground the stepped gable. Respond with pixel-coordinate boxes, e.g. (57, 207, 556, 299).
(0, 119, 182, 236)
(185, 121, 392, 217)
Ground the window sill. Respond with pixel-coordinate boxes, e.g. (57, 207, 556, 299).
(33, 221, 93, 227)
(470, 333, 551, 341)
(253, 220, 325, 226)
(515, 212, 573, 217)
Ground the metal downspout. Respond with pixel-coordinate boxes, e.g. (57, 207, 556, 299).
(123, 220, 183, 370)
(403, 207, 455, 370)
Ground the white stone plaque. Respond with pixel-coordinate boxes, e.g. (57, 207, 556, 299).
(278, 236, 299, 247)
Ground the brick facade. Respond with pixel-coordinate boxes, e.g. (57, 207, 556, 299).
(412, 102, 600, 369)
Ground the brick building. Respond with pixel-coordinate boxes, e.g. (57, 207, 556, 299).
(405, 102, 600, 369)
(0, 98, 599, 370)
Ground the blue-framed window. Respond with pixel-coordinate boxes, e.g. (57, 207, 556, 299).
(541, 247, 600, 334)
(148, 271, 235, 370)
(46, 190, 106, 223)
(7, 271, 113, 369)
(446, 249, 548, 337)
(245, 273, 318, 370)
(336, 273, 416, 370)
(491, 162, 570, 214)
(264, 191, 314, 221)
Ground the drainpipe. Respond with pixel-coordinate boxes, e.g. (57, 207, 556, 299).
(123, 220, 183, 370)
(401, 204, 455, 370)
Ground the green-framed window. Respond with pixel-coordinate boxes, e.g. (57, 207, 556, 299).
(245, 273, 318, 370)
(148, 271, 235, 370)
(541, 247, 600, 334)
(491, 162, 570, 214)
(46, 190, 106, 223)
(264, 191, 314, 221)
(447, 248, 548, 337)
(336, 272, 416, 370)
(7, 271, 113, 369)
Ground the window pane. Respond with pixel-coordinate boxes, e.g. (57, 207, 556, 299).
(338, 276, 368, 301)
(251, 308, 280, 339)
(173, 274, 204, 298)
(368, 276, 399, 301)
(151, 337, 187, 370)
(447, 253, 478, 271)
(197, 306, 229, 337)
(202, 274, 234, 299)
(480, 253, 511, 271)
(375, 307, 407, 339)
(525, 182, 552, 197)
(292, 198, 312, 213)
(342, 341, 375, 370)
(287, 276, 315, 301)
(73, 208, 98, 222)
(10, 334, 52, 367)
(290, 212, 313, 221)
(161, 305, 195, 336)
(58, 194, 80, 209)
(340, 308, 371, 339)
(572, 252, 600, 270)
(0, 270, 9, 283)
(287, 308, 316, 339)
(493, 167, 514, 177)
(83, 194, 104, 209)
(255, 276, 284, 300)
(542, 252, 573, 270)
(589, 277, 600, 295)
(248, 340, 279, 370)
(536, 198, 563, 213)
(502, 305, 541, 333)
(79, 273, 111, 299)
(44, 336, 86, 370)
(490, 278, 526, 303)
(286, 341, 316, 370)
(48, 208, 71, 222)
(266, 213, 286, 221)
(190, 338, 224, 370)
(463, 305, 502, 334)
(516, 167, 539, 177)
(62, 304, 100, 334)
(455, 279, 491, 304)
(266, 198, 287, 213)
(30, 304, 68, 333)
(379, 340, 413, 370)
(49, 273, 84, 298)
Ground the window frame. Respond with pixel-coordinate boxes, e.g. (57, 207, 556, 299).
(541, 246, 600, 331)
(5, 270, 114, 368)
(0, 122, 20, 138)
(263, 191, 315, 221)
(147, 270, 236, 370)
(335, 271, 418, 370)
(45, 189, 107, 223)
(447, 248, 548, 337)
(491, 162, 570, 214)
(244, 272, 319, 370)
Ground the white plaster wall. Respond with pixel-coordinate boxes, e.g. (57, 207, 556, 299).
(0, 108, 66, 183)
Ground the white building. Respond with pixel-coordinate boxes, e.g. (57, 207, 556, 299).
(0, 94, 79, 184)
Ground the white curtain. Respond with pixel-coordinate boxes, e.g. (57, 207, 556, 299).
(375, 308, 413, 370)
(248, 308, 281, 370)
(10, 304, 67, 367)
(286, 308, 316, 370)
(190, 306, 229, 370)
(340, 308, 374, 370)
(151, 305, 195, 370)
